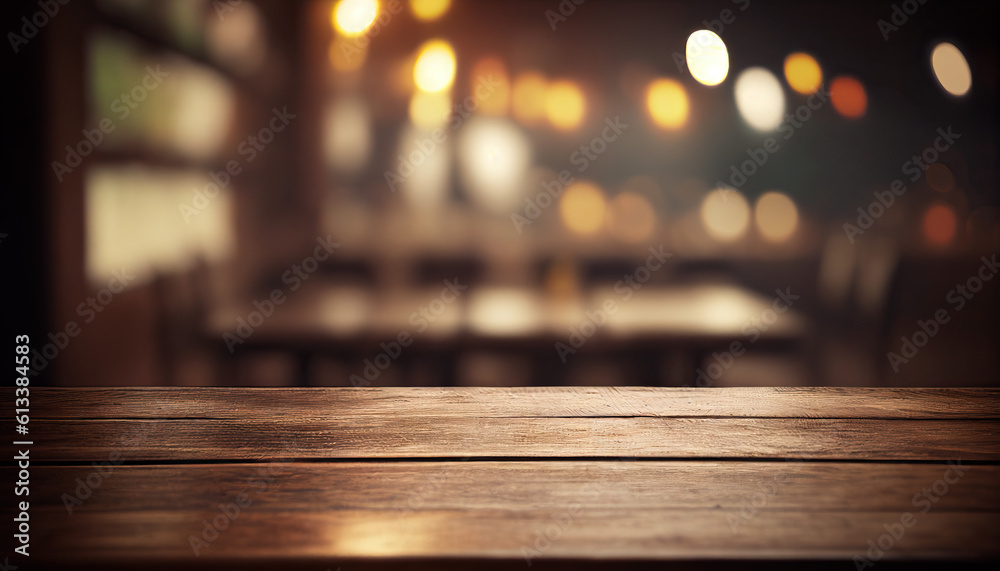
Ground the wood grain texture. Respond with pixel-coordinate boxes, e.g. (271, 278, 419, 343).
(20, 386, 1000, 420)
(3, 387, 998, 568)
(19, 416, 1000, 462)
(22, 462, 1000, 564)
(19, 461, 999, 513)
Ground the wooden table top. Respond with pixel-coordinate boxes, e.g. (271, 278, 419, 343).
(6, 387, 999, 569)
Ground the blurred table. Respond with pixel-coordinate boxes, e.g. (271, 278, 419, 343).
(16, 387, 1000, 569)
(209, 280, 808, 385)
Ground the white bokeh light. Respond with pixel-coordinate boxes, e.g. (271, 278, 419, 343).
(685, 30, 729, 86)
(931, 42, 972, 97)
(734, 67, 785, 131)
(700, 188, 750, 242)
(458, 117, 532, 213)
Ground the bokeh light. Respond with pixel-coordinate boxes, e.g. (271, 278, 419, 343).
(468, 288, 538, 337)
(734, 67, 785, 131)
(700, 188, 750, 242)
(784, 52, 822, 95)
(413, 39, 456, 92)
(458, 117, 532, 213)
(410, 0, 451, 21)
(926, 163, 955, 193)
(931, 42, 972, 96)
(606, 191, 657, 243)
(685, 30, 729, 86)
(171, 69, 234, 161)
(512, 72, 547, 126)
(830, 76, 867, 119)
(545, 80, 586, 130)
(397, 122, 450, 208)
(409, 90, 451, 128)
(922, 203, 958, 246)
(645, 78, 689, 130)
(470, 57, 510, 116)
(324, 97, 372, 173)
(560, 181, 606, 235)
(753, 191, 799, 243)
(329, 36, 367, 72)
(332, 0, 378, 36)
(206, 1, 267, 75)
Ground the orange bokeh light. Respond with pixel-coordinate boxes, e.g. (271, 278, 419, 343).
(830, 76, 867, 119)
(922, 203, 957, 246)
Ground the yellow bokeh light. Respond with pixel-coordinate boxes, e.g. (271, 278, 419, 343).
(932, 42, 972, 97)
(645, 78, 689, 130)
(700, 188, 750, 242)
(685, 30, 729, 86)
(560, 181, 606, 235)
(545, 80, 586, 130)
(470, 57, 510, 116)
(413, 39, 456, 92)
(410, 0, 451, 21)
(409, 90, 451, 128)
(784, 52, 822, 95)
(512, 72, 547, 126)
(753, 191, 799, 243)
(332, 0, 379, 36)
(607, 191, 657, 243)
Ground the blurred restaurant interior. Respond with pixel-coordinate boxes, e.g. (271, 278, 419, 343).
(5, 0, 999, 388)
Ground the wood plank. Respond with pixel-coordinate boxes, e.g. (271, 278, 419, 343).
(17, 462, 998, 514)
(29, 509, 1000, 563)
(17, 387, 1000, 420)
(20, 462, 999, 564)
(18, 417, 1000, 462)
